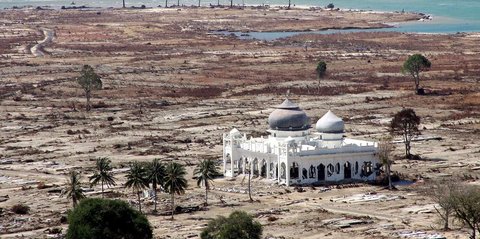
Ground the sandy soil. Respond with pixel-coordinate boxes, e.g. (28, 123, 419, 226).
(0, 6, 479, 239)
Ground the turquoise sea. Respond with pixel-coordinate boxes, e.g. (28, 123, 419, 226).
(1, 0, 479, 34)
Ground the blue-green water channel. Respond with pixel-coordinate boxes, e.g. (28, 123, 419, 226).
(1, 0, 479, 34)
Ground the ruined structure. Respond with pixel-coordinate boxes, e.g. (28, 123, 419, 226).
(222, 99, 379, 186)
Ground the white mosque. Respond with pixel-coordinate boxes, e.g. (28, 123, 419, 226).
(222, 99, 379, 186)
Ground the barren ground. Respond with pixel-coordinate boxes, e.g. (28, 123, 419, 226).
(0, 7, 479, 239)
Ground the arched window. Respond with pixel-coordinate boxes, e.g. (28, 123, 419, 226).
(327, 164, 334, 177)
(335, 163, 341, 174)
(361, 161, 373, 177)
(309, 165, 316, 178)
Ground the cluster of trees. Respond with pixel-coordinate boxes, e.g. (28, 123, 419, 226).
(62, 157, 267, 239)
(201, 210, 263, 239)
(315, 54, 431, 95)
(67, 198, 262, 239)
(426, 180, 480, 239)
(64, 157, 219, 219)
(376, 107, 421, 190)
(67, 198, 153, 239)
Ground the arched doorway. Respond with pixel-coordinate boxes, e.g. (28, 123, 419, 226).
(269, 163, 275, 178)
(225, 154, 231, 170)
(260, 159, 267, 177)
(317, 164, 325, 181)
(290, 162, 299, 179)
(280, 163, 286, 179)
(355, 161, 359, 175)
(238, 158, 244, 174)
(344, 162, 352, 179)
(252, 158, 259, 176)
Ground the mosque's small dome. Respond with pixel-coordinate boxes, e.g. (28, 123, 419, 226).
(229, 128, 241, 137)
(315, 110, 344, 133)
(268, 99, 310, 131)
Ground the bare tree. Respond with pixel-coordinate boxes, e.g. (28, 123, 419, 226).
(424, 179, 458, 231)
(378, 136, 394, 190)
(450, 185, 480, 239)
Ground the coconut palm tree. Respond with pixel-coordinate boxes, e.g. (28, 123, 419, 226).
(146, 158, 166, 212)
(246, 162, 253, 202)
(64, 170, 85, 208)
(125, 162, 149, 213)
(89, 157, 116, 198)
(194, 159, 219, 206)
(164, 162, 188, 219)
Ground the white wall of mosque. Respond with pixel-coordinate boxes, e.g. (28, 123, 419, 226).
(222, 100, 379, 186)
(223, 136, 378, 185)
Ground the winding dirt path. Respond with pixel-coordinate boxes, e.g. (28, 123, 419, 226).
(31, 28, 54, 57)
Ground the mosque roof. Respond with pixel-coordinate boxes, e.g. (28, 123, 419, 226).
(315, 110, 344, 133)
(268, 99, 310, 131)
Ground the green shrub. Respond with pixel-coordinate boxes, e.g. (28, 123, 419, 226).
(201, 210, 262, 239)
(66, 198, 152, 239)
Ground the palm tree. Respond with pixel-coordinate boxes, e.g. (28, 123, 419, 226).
(123, 0, 126, 8)
(378, 137, 395, 190)
(89, 157, 116, 198)
(146, 158, 166, 212)
(64, 170, 85, 208)
(125, 162, 149, 213)
(193, 159, 219, 206)
(164, 162, 188, 219)
(246, 162, 253, 202)
(165, 0, 168, 7)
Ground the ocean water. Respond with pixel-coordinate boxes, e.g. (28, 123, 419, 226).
(1, 0, 479, 34)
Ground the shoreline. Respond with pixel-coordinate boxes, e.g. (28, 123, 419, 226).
(0, 3, 425, 15)
(2, 4, 477, 35)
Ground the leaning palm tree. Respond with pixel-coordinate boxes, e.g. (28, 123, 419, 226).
(64, 170, 85, 208)
(146, 158, 166, 212)
(164, 162, 188, 219)
(125, 162, 149, 213)
(194, 159, 219, 206)
(89, 157, 116, 198)
(378, 136, 395, 190)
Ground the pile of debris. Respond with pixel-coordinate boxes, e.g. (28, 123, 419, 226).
(321, 217, 372, 229)
(396, 230, 446, 239)
(331, 192, 405, 203)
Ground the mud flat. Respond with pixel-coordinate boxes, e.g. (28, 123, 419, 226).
(0, 7, 479, 239)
